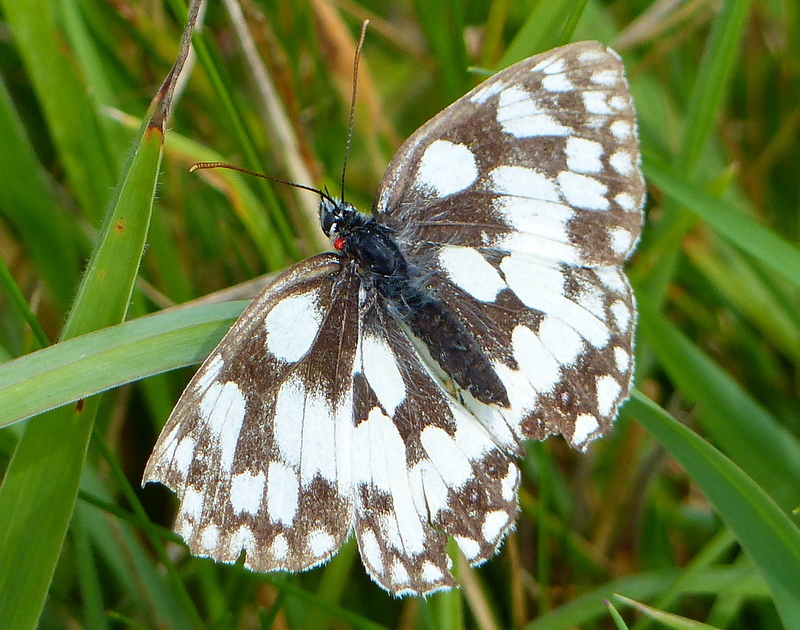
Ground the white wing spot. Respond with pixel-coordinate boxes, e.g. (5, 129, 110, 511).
(438, 246, 506, 302)
(300, 387, 337, 484)
(265, 290, 323, 363)
(558, 171, 609, 210)
(501, 465, 519, 501)
(497, 86, 571, 137)
(609, 150, 634, 175)
(414, 140, 478, 197)
(482, 510, 510, 542)
(578, 48, 606, 63)
(361, 335, 406, 417)
(417, 459, 449, 519)
(595, 267, 628, 292)
(512, 324, 561, 393)
(610, 227, 634, 255)
(614, 346, 631, 373)
(615, 192, 636, 212)
(195, 353, 224, 391)
(502, 255, 610, 347)
(610, 119, 633, 140)
(420, 426, 473, 488)
(591, 69, 619, 87)
(583, 92, 613, 115)
(490, 165, 560, 201)
(611, 300, 631, 332)
(360, 528, 384, 575)
(309, 529, 336, 557)
(200, 381, 246, 472)
(273, 375, 305, 467)
(271, 534, 289, 560)
(230, 525, 256, 558)
(470, 80, 506, 104)
(609, 94, 629, 111)
(422, 561, 444, 582)
(230, 470, 266, 515)
(566, 137, 604, 174)
(174, 436, 195, 476)
(200, 524, 219, 550)
(352, 408, 427, 554)
(542, 73, 573, 92)
(596, 375, 622, 417)
(541, 57, 566, 74)
(531, 54, 559, 73)
(391, 560, 410, 585)
(572, 414, 599, 446)
(182, 486, 203, 521)
(266, 460, 299, 525)
(455, 536, 482, 561)
(537, 316, 584, 367)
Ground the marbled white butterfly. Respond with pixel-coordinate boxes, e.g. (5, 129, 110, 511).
(144, 41, 645, 596)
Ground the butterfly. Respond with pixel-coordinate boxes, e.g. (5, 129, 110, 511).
(144, 41, 644, 596)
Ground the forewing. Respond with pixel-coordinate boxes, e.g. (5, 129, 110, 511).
(144, 254, 360, 573)
(374, 41, 644, 268)
(348, 289, 519, 596)
(370, 41, 643, 450)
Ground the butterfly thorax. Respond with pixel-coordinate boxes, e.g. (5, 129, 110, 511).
(320, 197, 510, 408)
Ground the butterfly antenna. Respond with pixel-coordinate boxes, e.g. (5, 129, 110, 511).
(190, 162, 336, 204)
(341, 20, 369, 202)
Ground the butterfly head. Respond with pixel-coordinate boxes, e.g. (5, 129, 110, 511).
(320, 196, 362, 247)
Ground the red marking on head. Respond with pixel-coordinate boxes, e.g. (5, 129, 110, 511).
(334, 236, 345, 251)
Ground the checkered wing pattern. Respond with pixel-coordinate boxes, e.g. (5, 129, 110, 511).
(373, 41, 643, 450)
(145, 255, 360, 573)
(145, 41, 644, 597)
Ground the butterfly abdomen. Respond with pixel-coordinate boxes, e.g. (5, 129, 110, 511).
(404, 294, 510, 408)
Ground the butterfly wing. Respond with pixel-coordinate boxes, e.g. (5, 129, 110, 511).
(349, 287, 519, 595)
(144, 254, 361, 572)
(372, 41, 643, 449)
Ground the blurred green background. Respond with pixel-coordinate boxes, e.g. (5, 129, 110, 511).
(1, 0, 799, 628)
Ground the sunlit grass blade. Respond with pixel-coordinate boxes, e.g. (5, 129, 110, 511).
(0, 301, 243, 429)
(625, 393, 800, 629)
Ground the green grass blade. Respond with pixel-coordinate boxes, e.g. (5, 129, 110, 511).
(527, 566, 765, 629)
(500, 1, 577, 67)
(1, 0, 115, 224)
(0, 301, 242, 429)
(643, 157, 800, 290)
(637, 296, 800, 509)
(0, 84, 166, 630)
(615, 594, 721, 629)
(677, 0, 750, 175)
(412, 0, 469, 100)
(625, 393, 800, 629)
(0, 76, 81, 312)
